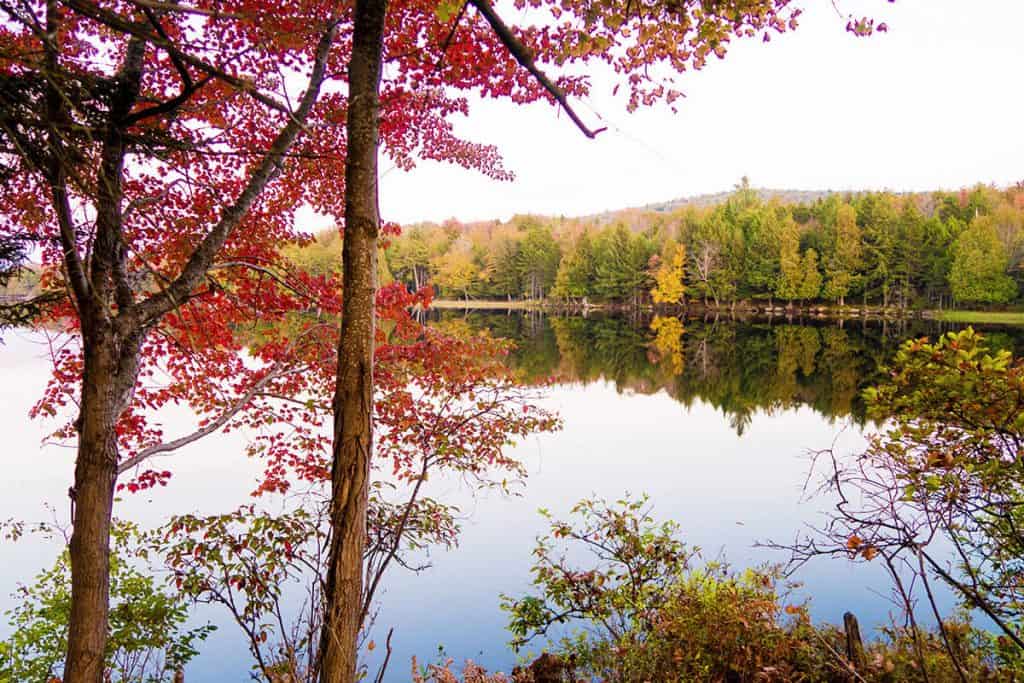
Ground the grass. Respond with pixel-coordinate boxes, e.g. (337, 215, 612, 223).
(934, 310, 1024, 325)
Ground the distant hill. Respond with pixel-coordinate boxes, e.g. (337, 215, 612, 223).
(639, 189, 844, 212)
(585, 187, 916, 224)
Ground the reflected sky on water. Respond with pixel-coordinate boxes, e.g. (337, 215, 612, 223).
(3, 316, 1022, 680)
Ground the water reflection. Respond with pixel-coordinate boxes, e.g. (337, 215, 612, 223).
(435, 311, 1024, 433)
(4, 316, 1023, 681)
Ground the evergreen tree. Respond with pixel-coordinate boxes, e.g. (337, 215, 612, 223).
(594, 225, 655, 305)
(798, 248, 822, 302)
(949, 220, 1018, 304)
(857, 194, 898, 306)
(740, 204, 783, 300)
(516, 224, 561, 299)
(552, 231, 597, 302)
(490, 238, 523, 299)
(822, 203, 862, 305)
(775, 217, 802, 303)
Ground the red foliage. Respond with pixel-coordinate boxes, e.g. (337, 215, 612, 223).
(3, 0, 869, 496)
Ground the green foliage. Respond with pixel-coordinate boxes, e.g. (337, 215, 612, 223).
(501, 495, 836, 681)
(739, 203, 784, 298)
(799, 248, 822, 301)
(822, 203, 862, 303)
(804, 328, 1024, 678)
(0, 521, 213, 683)
(551, 230, 595, 301)
(949, 219, 1018, 304)
(501, 494, 698, 652)
(515, 222, 561, 300)
(150, 506, 325, 681)
(592, 225, 655, 304)
(502, 494, 1017, 682)
(381, 184, 1024, 309)
(864, 329, 1024, 627)
(775, 216, 803, 302)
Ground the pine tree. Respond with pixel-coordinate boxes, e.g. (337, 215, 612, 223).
(822, 203, 862, 305)
(775, 217, 802, 303)
(799, 248, 822, 302)
(552, 231, 596, 302)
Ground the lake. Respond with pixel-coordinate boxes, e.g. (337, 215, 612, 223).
(3, 314, 1022, 681)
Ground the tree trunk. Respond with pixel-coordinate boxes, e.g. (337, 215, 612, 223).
(65, 328, 142, 683)
(319, 0, 386, 681)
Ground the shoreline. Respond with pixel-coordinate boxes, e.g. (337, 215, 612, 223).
(429, 299, 1024, 325)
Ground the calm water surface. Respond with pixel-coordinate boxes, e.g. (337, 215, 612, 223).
(3, 315, 1023, 681)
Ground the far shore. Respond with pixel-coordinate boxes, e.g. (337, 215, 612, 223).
(430, 299, 1024, 325)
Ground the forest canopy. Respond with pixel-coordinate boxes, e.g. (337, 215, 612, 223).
(327, 182, 1024, 309)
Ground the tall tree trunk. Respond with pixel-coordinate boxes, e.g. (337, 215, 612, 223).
(319, 0, 386, 680)
(65, 328, 142, 682)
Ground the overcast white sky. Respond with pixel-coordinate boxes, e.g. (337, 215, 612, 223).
(309, 1, 1024, 228)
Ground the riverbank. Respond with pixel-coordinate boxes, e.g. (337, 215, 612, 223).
(931, 310, 1024, 325)
(431, 299, 1024, 325)
(429, 298, 548, 310)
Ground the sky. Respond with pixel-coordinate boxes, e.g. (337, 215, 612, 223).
(313, 1, 1024, 227)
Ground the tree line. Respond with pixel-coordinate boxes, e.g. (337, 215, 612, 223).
(379, 181, 1024, 309)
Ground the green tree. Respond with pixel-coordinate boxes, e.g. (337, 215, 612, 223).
(516, 224, 562, 300)
(593, 225, 655, 305)
(688, 211, 742, 306)
(857, 194, 898, 307)
(774, 217, 802, 303)
(740, 204, 783, 302)
(387, 226, 436, 290)
(488, 237, 523, 299)
(949, 220, 1018, 304)
(822, 203, 862, 305)
(798, 248, 822, 302)
(552, 230, 596, 302)
(0, 521, 213, 682)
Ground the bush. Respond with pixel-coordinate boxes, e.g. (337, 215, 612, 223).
(500, 494, 1016, 682)
(0, 520, 213, 683)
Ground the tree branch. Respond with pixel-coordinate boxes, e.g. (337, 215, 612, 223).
(468, 0, 605, 139)
(128, 15, 341, 328)
(116, 362, 302, 473)
(62, 0, 294, 115)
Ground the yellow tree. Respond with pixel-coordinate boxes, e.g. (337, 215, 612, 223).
(650, 315, 686, 375)
(651, 240, 687, 306)
(434, 250, 479, 301)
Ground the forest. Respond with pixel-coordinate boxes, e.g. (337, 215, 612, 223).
(368, 182, 1024, 309)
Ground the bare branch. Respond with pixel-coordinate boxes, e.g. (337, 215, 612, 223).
(117, 362, 303, 473)
(468, 0, 606, 139)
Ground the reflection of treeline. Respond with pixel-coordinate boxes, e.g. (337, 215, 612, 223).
(383, 182, 1024, 308)
(432, 312, 1024, 434)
